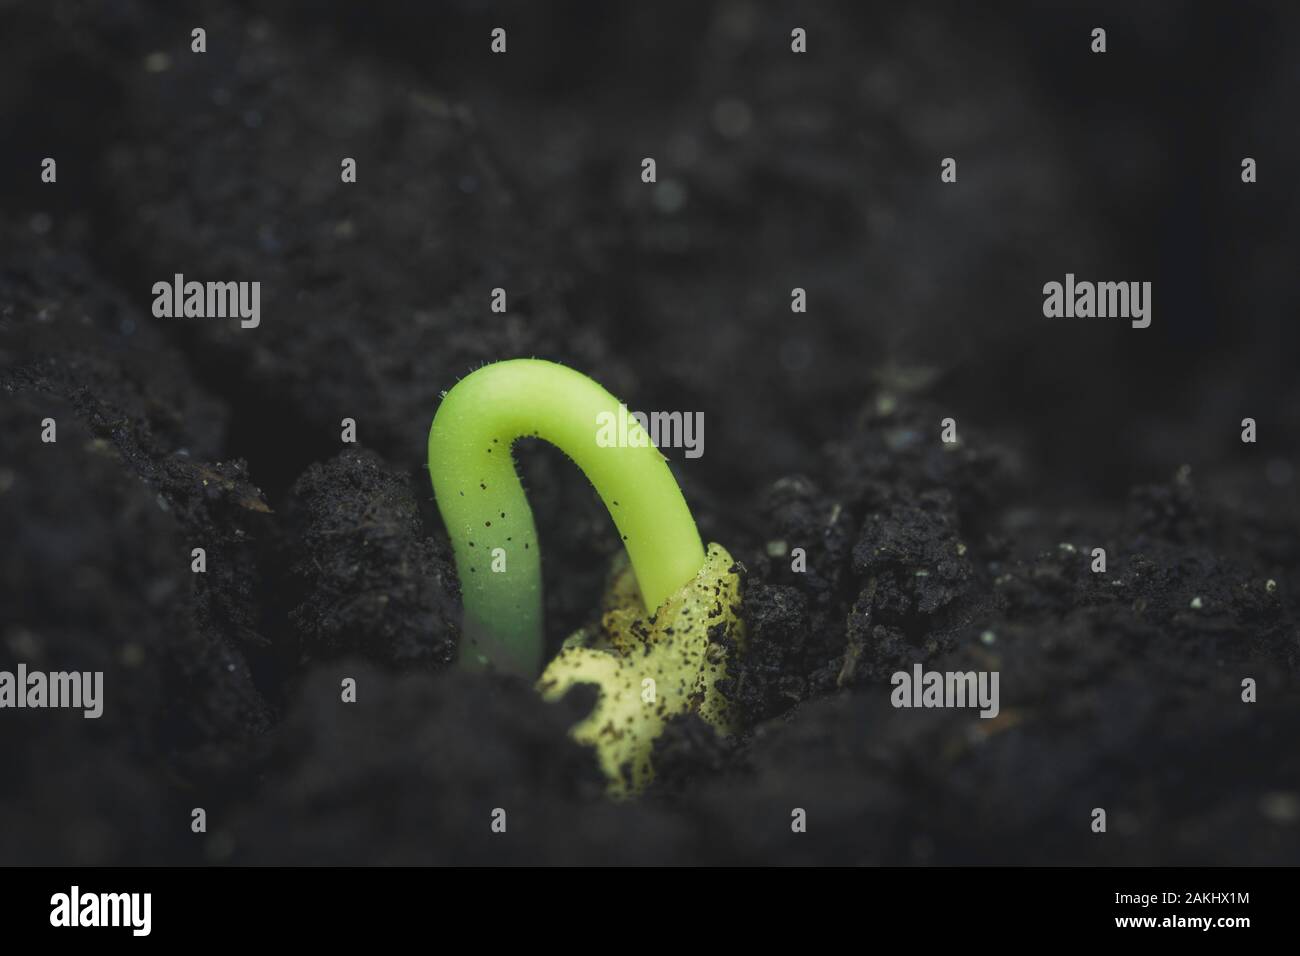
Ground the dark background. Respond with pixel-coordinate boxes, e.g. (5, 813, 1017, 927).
(1, 0, 1297, 864)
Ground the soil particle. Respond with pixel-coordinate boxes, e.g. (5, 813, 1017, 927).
(281, 447, 460, 671)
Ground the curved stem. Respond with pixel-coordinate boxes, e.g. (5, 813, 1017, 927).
(427, 359, 705, 676)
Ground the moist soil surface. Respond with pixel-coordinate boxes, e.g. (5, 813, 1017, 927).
(2, 1, 1299, 864)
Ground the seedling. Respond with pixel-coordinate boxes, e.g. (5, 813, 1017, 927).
(428, 359, 744, 796)
(427, 359, 705, 676)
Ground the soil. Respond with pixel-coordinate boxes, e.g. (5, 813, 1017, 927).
(2, 0, 1298, 864)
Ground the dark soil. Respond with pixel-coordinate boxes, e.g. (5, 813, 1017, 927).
(2, 0, 1298, 864)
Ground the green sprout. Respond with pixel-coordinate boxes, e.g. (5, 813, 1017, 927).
(428, 359, 746, 796)
(428, 358, 706, 676)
